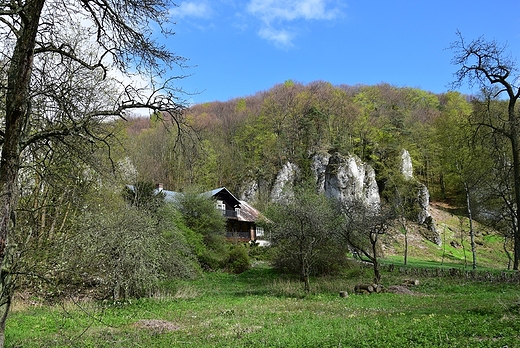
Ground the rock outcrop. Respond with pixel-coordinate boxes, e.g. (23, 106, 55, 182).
(322, 153, 380, 208)
(311, 152, 331, 194)
(240, 180, 259, 203)
(401, 149, 414, 180)
(400, 149, 440, 245)
(267, 153, 380, 209)
(270, 162, 300, 203)
(240, 149, 440, 245)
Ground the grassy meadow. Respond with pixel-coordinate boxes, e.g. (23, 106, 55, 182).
(7, 205, 520, 347)
(7, 262, 520, 348)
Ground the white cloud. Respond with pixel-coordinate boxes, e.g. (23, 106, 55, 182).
(246, 0, 342, 47)
(170, 1, 212, 19)
(258, 27, 294, 48)
(247, 0, 339, 23)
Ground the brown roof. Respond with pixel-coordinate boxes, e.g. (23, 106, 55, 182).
(238, 200, 262, 222)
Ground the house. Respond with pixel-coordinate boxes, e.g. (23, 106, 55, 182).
(156, 185, 266, 244)
(201, 187, 265, 243)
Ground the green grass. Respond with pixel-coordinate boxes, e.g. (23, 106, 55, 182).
(383, 209, 512, 271)
(7, 264, 520, 347)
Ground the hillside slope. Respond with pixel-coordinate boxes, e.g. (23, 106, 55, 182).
(382, 202, 510, 270)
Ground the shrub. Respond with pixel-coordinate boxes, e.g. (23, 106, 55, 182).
(60, 195, 198, 300)
(271, 241, 350, 276)
(248, 244, 274, 261)
(226, 244, 251, 274)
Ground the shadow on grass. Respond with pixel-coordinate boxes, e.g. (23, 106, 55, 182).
(231, 265, 308, 298)
(227, 262, 373, 299)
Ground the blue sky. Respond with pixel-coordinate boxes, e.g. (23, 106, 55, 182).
(165, 0, 520, 105)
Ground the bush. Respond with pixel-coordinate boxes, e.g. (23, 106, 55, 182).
(60, 195, 198, 300)
(226, 244, 251, 274)
(196, 234, 229, 271)
(271, 241, 350, 276)
(248, 244, 274, 261)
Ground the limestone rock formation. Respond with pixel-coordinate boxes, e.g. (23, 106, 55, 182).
(240, 180, 258, 203)
(311, 152, 331, 194)
(400, 149, 440, 245)
(270, 162, 300, 203)
(401, 149, 414, 180)
(269, 153, 380, 209)
(323, 153, 380, 208)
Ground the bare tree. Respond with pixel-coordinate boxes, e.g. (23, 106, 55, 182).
(336, 201, 394, 284)
(0, 1, 187, 344)
(450, 32, 520, 269)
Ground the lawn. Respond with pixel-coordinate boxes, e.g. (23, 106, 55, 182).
(7, 263, 520, 347)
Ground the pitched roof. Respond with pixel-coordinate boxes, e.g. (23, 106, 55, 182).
(238, 200, 262, 222)
(201, 187, 241, 207)
(162, 189, 180, 202)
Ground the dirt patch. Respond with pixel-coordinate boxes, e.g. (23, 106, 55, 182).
(386, 285, 415, 295)
(133, 319, 180, 333)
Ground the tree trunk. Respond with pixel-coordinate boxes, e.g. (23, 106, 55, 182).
(509, 99, 520, 270)
(401, 218, 408, 266)
(0, 1, 46, 345)
(303, 275, 310, 293)
(370, 232, 380, 284)
(504, 235, 513, 270)
(301, 258, 310, 293)
(464, 182, 477, 270)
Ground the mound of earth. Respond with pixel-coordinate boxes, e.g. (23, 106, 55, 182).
(133, 319, 180, 333)
(386, 285, 415, 295)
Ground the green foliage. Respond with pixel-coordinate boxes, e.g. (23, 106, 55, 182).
(383, 173, 424, 221)
(123, 181, 165, 211)
(174, 190, 245, 271)
(234, 113, 279, 180)
(272, 239, 349, 276)
(192, 140, 220, 188)
(174, 190, 226, 238)
(267, 188, 348, 281)
(61, 191, 197, 300)
(226, 244, 251, 274)
(248, 244, 274, 261)
(235, 98, 247, 112)
(155, 204, 203, 277)
(197, 234, 230, 271)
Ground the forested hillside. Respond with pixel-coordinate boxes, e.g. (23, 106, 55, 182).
(125, 80, 474, 205)
(123, 80, 518, 266)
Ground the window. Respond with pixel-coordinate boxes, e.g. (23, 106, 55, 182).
(256, 226, 264, 237)
(216, 200, 225, 211)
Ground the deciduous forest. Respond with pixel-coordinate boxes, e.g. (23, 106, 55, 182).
(126, 80, 504, 219)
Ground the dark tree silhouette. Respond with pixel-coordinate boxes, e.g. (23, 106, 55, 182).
(451, 31, 520, 269)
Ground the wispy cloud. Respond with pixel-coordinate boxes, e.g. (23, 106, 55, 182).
(248, 0, 339, 22)
(259, 27, 295, 48)
(247, 0, 342, 47)
(170, 1, 213, 19)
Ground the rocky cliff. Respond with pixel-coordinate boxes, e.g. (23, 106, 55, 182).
(400, 149, 440, 245)
(319, 152, 380, 208)
(241, 149, 440, 245)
